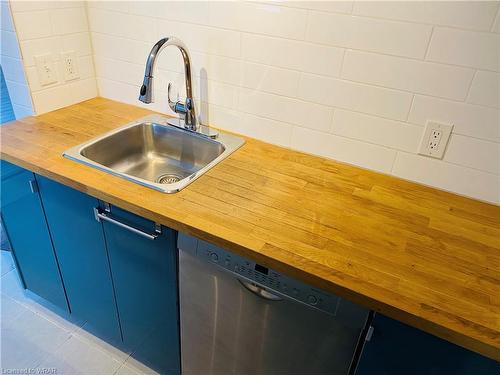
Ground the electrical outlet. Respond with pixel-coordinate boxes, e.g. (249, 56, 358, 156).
(418, 121, 453, 159)
(34, 54, 58, 86)
(61, 51, 79, 81)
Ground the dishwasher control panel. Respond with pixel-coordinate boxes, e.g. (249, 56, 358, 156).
(196, 239, 340, 315)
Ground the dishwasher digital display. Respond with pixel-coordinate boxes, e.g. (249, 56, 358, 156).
(254, 264, 269, 275)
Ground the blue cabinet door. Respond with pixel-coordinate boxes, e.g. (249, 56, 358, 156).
(356, 314, 500, 375)
(0, 163, 68, 311)
(36, 175, 122, 343)
(99, 204, 180, 375)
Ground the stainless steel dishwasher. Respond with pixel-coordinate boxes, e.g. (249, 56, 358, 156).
(178, 233, 371, 375)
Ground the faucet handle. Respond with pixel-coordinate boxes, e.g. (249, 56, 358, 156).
(167, 82, 178, 112)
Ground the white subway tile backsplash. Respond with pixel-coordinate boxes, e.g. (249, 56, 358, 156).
(31, 84, 74, 113)
(131, 0, 209, 25)
(94, 56, 143, 85)
(353, 1, 499, 31)
(1, 1, 15, 32)
(285, 1, 354, 15)
(62, 33, 92, 57)
(191, 53, 242, 86)
(298, 73, 412, 120)
(88, 7, 157, 43)
(97, 78, 139, 105)
(5, 79, 32, 108)
(14, 10, 52, 40)
(210, 2, 307, 40)
(444, 135, 500, 175)
(12, 103, 34, 119)
(20, 37, 62, 66)
(9, 1, 51, 13)
(408, 95, 500, 142)
(10, 1, 98, 115)
(291, 126, 397, 174)
(91, 33, 149, 65)
(493, 8, 500, 33)
(467, 71, 500, 108)
(331, 110, 422, 152)
(229, 111, 294, 148)
(241, 62, 300, 97)
(78, 56, 95, 80)
(427, 27, 500, 71)
(1, 31, 21, 59)
(9, 0, 498, 203)
(157, 20, 240, 58)
(69, 77, 98, 103)
(392, 152, 500, 204)
(306, 12, 432, 58)
(86, 1, 129, 14)
(238, 88, 333, 132)
(242, 34, 344, 77)
(51, 7, 88, 35)
(1, 55, 28, 83)
(342, 50, 475, 100)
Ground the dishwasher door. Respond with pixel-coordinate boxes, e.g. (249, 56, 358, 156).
(179, 247, 368, 375)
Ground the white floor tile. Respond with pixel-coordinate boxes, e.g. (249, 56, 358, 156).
(74, 323, 131, 362)
(121, 356, 160, 375)
(0, 293, 30, 327)
(1, 309, 71, 370)
(37, 335, 123, 375)
(0, 268, 29, 304)
(115, 363, 143, 375)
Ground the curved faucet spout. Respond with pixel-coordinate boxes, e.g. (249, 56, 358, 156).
(139, 37, 197, 130)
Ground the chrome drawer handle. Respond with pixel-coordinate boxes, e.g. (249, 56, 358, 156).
(238, 280, 282, 301)
(93, 207, 159, 240)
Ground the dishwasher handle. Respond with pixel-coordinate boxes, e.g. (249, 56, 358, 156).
(93, 207, 159, 240)
(238, 280, 283, 301)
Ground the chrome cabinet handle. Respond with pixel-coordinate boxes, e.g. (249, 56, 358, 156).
(93, 207, 159, 240)
(238, 280, 282, 301)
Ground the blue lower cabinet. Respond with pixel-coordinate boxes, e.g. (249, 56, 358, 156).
(0, 164, 68, 311)
(356, 314, 500, 375)
(99, 204, 180, 375)
(36, 175, 122, 343)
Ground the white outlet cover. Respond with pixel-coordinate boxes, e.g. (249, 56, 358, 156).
(34, 54, 58, 86)
(418, 120, 453, 159)
(61, 51, 79, 81)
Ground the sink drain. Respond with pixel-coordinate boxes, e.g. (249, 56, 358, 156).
(156, 174, 182, 184)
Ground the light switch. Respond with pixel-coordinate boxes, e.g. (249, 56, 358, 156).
(34, 54, 58, 86)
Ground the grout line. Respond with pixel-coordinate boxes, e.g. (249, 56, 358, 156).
(423, 26, 434, 60)
(405, 94, 415, 122)
(390, 151, 399, 173)
(464, 70, 478, 103)
(490, 3, 500, 32)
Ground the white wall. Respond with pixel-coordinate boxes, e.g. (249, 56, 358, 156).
(87, 1, 500, 204)
(9, 0, 97, 114)
(1, 1, 33, 119)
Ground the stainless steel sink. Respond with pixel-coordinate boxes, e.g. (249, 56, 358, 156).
(63, 115, 244, 193)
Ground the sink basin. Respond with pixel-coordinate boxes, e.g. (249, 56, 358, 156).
(63, 115, 244, 193)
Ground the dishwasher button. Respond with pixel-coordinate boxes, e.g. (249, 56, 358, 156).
(307, 295, 318, 305)
(210, 253, 219, 262)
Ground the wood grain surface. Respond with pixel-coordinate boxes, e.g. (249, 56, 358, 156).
(1, 98, 499, 360)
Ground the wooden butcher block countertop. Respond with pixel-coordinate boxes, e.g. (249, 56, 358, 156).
(1, 98, 499, 360)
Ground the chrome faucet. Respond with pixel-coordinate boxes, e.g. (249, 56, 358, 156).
(139, 37, 197, 131)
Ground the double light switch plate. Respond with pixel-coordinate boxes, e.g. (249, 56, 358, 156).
(418, 121, 453, 159)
